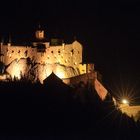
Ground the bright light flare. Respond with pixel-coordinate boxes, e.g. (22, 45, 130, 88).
(108, 79, 139, 106)
(122, 99, 129, 104)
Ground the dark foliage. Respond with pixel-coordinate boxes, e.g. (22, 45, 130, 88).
(0, 80, 140, 140)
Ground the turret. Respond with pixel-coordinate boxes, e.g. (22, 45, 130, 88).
(7, 34, 11, 46)
(35, 24, 45, 40)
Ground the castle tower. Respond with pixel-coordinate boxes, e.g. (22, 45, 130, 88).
(8, 35, 11, 46)
(35, 24, 45, 40)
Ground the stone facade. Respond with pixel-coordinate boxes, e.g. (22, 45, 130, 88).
(119, 104, 140, 121)
(1, 41, 82, 67)
(0, 29, 94, 83)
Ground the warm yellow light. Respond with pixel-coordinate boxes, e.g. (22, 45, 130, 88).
(10, 64, 21, 79)
(38, 66, 52, 84)
(6, 59, 28, 80)
(122, 99, 129, 104)
(56, 71, 65, 79)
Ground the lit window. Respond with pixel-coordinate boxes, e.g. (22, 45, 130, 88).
(41, 53, 44, 57)
(65, 59, 68, 63)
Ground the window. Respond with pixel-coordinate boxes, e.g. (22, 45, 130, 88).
(9, 54, 11, 58)
(25, 50, 28, 57)
(58, 50, 61, 54)
(65, 59, 68, 63)
(71, 49, 74, 55)
(51, 51, 54, 54)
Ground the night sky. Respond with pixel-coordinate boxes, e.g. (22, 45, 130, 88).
(0, 0, 140, 96)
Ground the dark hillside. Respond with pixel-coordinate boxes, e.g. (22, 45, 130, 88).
(0, 79, 139, 139)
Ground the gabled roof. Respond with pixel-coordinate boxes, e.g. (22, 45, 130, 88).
(43, 72, 63, 85)
(43, 72, 73, 100)
(43, 72, 70, 90)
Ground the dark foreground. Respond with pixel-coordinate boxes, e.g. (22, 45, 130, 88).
(0, 80, 140, 140)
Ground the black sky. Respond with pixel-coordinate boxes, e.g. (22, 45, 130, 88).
(0, 0, 140, 94)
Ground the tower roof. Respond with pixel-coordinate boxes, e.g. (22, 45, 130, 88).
(43, 72, 71, 90)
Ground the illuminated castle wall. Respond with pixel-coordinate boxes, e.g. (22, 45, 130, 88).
(0, 28, 94, 83)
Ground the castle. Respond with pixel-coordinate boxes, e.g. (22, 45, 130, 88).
(0, 27, 109, 100)
(0, 27, 94, 83)
(1, 27, 140, 120)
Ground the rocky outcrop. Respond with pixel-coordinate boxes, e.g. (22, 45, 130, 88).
(6, 58, 79, 83)
(6, 58, 31, 79)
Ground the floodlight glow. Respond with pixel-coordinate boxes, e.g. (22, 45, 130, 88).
(122, 99, 129, 104)
(56, 71, 65, 78)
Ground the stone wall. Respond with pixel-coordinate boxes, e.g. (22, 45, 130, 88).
(120, 104, 140, 121)
(1, 41, 82, 68)
(0, 40, 93, 83)
(63, 72, 96, 85)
